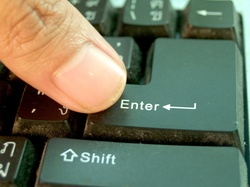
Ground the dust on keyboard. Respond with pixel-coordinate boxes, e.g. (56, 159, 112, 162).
(0, 0, 249, 186)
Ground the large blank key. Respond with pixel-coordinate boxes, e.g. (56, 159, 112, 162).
(36, 138, 248, 187)
(85, 39, 245, 150)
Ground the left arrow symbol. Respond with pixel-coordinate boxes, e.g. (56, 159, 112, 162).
(196, 10, 223, 16)
(163, 103, 197, 111)
(60, 149, 78, 162)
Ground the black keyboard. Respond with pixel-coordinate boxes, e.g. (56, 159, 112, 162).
(1, 0, 250, 186)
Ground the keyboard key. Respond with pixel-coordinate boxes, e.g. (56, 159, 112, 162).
(181, 0, 241, 45)
(119, 0, 176, 38)
(0, 81, 18, 135)
(0, 62, 9, 80)
(36, 138, 248, 187)
(0, 1, 248, 186)
(0, 136, 36, 186)
(12, 85, 86, 139)
(0, 81, 11, 134)
(69, 0, 116, 35)
(105, 37, 142, 84)
(84, 39, 244, 149)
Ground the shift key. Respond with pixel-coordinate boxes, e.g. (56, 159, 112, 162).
(36, 138, 248, 187)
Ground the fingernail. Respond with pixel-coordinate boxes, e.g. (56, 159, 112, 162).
(52, 44, 127, 113)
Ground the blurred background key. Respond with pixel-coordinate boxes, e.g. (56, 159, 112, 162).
(181, 0, 242, 46)
(118, 0, 177, 38)
(69, 0, 116, 35)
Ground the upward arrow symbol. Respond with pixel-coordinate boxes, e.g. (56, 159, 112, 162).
(60, 149, 78, 162)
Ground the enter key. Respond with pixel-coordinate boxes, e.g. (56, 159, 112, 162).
(85, 39, 244, 150)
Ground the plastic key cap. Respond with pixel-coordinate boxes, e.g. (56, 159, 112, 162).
(36, 138, 248, 187)
(0, 62, 9, 80)
(84, 39, 245, 150)
(181, 0, 242, 45)
(0, 81, 13, 135)
(105, 37, 142, 84)
(118, 0, 176, 38)
(0, 136, 36, 186)
(69, 0, 116, 35)
(12, 85, 86, 139)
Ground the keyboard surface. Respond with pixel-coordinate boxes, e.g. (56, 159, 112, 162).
(1, 0, 250, 186)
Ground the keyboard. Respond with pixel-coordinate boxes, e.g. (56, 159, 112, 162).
(1, 0, 250, 186)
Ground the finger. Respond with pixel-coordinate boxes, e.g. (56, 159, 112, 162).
(0, 0, 127, 113)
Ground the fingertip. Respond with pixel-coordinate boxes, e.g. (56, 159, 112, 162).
(52, 43, 127, 113)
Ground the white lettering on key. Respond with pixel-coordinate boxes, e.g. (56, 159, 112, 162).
(58, 106, 68, 115)
(0, 162, 10, 178)
(85, 0, 100, 7)
(37, 90, 45, 95)
(60, 149, 78, 162)
(80, 152, 116, 165)
(85, 11, 97, 21)
(196, 10, 223, 16)
(0, 142, 16, 157)
(69, 0, 81, 5)
(130, 11, 137, 20)
(131, 0, 137, 9)
(116, 42, 122, 47)
(150, 10, 163, 21)
(120, 99, 130, 109)
(163, 103, 197, 111)
(120, 99, 159, 111)
(150, 0, 164, 9)
(31, 108, 36, 113)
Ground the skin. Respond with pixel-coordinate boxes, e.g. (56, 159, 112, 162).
(0, 0, 127, 113)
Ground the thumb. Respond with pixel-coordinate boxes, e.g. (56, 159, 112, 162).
(0, 0, 126, 113)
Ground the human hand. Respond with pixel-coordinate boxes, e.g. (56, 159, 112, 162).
(0, 0, 127, 113)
